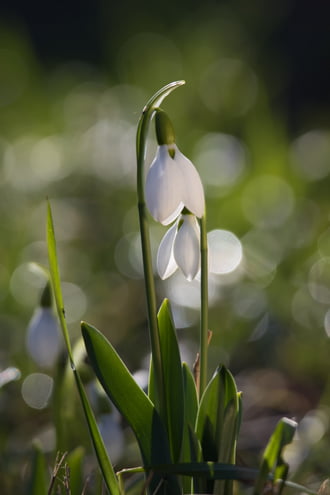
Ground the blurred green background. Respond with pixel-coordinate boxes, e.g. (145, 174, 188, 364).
(1, 0, 330, 492)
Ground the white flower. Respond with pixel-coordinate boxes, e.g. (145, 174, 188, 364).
(157, 214, 200, 281)
(26, 307, 62, 368)
(98, 413, 124, 463)
(145, 144, 205, 225)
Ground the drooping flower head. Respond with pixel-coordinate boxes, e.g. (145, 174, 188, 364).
(157, 213, 201, 281)
(26, 282, 62, 368)
(145, 110, 205, 225)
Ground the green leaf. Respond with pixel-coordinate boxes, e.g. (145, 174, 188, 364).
(46, 200, 74, 363)
(149, 461, 259, 482)
(66, 447, 85, 495)
(181, 363, 200, 493)
(254, 417, 297, 495)
(118, 463, 318, 495)
(155, 299, 185, 463)
(195, 365, 240, 494)
(182, 363, 198, 436)
(26, 443, 47, 495)
(72, 371, 121, 495)
(81, 321, 181, 495)
(46, 201, 120, 495)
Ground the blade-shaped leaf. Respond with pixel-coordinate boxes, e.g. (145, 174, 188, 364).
(46, 200, 74, 363)
(182, 362, 198, 436)
(66, 447, 85, 495)
(195, 365, 240, 494)
(81, 321, 181, 495)
(156, 299, 185, 463)
(26, 443, 47, 495)
(254, 417, 297, 495)
(46, 201, 120, 495)
(181, 363, 200, 493)
(73, 371, 121, 495)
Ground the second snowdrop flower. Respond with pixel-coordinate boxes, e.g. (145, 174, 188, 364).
(26, 283, 62, 368)
(157, 213, 200, 281)
(145, 110, 205, 225)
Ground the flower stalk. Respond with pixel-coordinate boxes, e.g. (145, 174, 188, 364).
(199, 213, 209, 397)
(135, 81, 185, 415)
(136, 115, 165, 415)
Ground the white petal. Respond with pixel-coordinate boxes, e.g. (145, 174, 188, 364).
(26, 308, 62, 368)
(174, 147, 205, 218)
(145, 145, 184, 225)
(174, 215, 200, 281)
(157, 221, 178, 279)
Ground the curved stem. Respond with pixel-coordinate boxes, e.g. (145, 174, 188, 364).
(136, 111, 164, 412)
(199, 214, 208, 397)
(135, 81, 185, 414)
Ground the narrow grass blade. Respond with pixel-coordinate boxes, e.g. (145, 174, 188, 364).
(46, 201, 120, 495)
(73, 370, 121, 495)
(66, 447, 85, 495)
(46, 200, 74, 364)
(26, 443, 47, 495)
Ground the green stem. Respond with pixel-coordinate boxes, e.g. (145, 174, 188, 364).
(136, 108, 165, 413)
(135, 81, 185, 414)
(199, 214, 208, 397)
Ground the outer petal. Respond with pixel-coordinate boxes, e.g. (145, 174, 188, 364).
(26, 308, 62, 368)
(174, 215, 200, 281)
(145, 145, 184, 225)
(174, 147, 205, 218)
(157, 221, 178, 279)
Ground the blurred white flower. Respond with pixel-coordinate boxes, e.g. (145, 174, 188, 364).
(98, 413, 124, 463)
(157, 214, 200, 281)
(26, 307, 62, 368)
(145, 144, 205, 225)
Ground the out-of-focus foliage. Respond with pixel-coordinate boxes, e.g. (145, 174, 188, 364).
(0, 1, 330, 492)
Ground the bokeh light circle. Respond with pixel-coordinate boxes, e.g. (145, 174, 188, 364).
(194, 133, 246, 195)
(308, 257, 330, 304)
(208, 229, 243, 274)
(21, 373, 53, 409)
(241, 175, 295, 228)
(290, 130, 330, 181)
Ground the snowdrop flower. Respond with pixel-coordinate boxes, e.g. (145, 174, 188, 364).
(26, 283, 62, 368)
(98, 412, 124, 463)
(157, 213, 200, 281)
(145, 110, 205, 225)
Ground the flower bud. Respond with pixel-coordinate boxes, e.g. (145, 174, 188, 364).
(155, 109, 175, 147)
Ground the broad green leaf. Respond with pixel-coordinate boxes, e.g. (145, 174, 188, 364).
(26, 443, 47, 495)
(195, 365, 240, 494)
(156, 299, 184, 462)
(254, 417, 297, 495)
(181, 363, 199, 493)
(182, 362, 198, 435)
(46, 201, 120, 495)
(81, 321, 181, 495)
